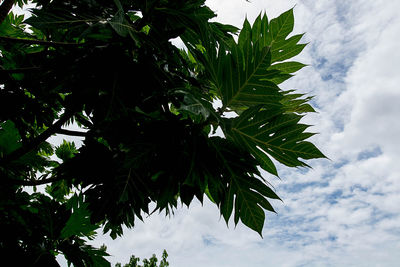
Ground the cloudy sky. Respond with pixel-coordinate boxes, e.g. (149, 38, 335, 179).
(16, 0, 399, 266)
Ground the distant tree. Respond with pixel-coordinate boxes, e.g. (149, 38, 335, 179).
(0, 0, 325, 266)
(115, 250, 169, 267)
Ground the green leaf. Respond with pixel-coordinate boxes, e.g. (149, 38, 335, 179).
(85, 245, 111, 267)
(281, 91, 316, 113)
(259, 69, 292, 85)
(268, 8, 294, 46)
(272, 41, 306, 63)
(184, 13, 284, 111)
(238, 18, 251, 49)
(269, 61, 307, 74)
(227, 106, 326, 172)
(174, 90, 210, 121)
(109, 10, 129, 37)
(45, 179, 70, 201)
(250, 13, 269, 47)
(211, 138, 278, 236)
(217, 42, 283, 109)
(55, 140, 78, 161)
(260, 61, 307, 85)
(262, 8, 307, 63)
(0, 120, 21, 156)
(205, 10, 307, 111)
(61, 194, 99, 239)
(171, 88, 219, 123)
(220, 182, 234, 223)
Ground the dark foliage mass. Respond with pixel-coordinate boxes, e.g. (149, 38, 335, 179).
(116, 249, 169, 267)
(0, 0, 325, 265)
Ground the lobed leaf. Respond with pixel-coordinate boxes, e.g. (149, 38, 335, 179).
(61, 194, 99, 239)
(0, 120, 21, 156)
(211, 138, 279, 236)
(227, 106, 325, 172)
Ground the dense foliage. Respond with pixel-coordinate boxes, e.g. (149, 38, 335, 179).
(116, 250, 169, 267)
(0, 0, 325, 265)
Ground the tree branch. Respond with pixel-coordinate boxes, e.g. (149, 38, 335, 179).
(0, 0, 14, 25)
(1, 110, 75, 164)
(0, 36, 81, 46)
(56, 128, 87, 137)
(0, 67, 41, 73)
(8, 176, 61, 186)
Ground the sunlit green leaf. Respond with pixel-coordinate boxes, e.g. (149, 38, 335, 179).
(211, 138, 279, 236)
(55, 140, 78, 161)
(0, 120, 21, 156)
(61, 194, 99, 239)
(228, 106, 325, 171)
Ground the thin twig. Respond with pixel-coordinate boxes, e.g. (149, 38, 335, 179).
(1, 110, 75, 165)
(8, 176, 61, 186)
(0, 67, 41, 73)
(56, 128, 87, 137)
(0, 36, 82, 46)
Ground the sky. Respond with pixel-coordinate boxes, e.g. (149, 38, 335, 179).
(14, 0, 400, 266)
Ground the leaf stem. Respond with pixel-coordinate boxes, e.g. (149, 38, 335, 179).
(0, 67, 41, 73)
(56, 129, 87, 137)
(8, 176, 61, 186)
(0, 36, 82, 46)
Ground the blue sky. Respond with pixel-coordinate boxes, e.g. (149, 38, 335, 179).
(16, 0, 400, 266)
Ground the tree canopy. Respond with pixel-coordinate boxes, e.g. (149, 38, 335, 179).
(0, 0, 325, 266)
(116, 250, 169, 267)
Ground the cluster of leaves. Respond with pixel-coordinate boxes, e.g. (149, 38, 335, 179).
(0, 0, 325, 266)
(116, 250, 169, 267)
